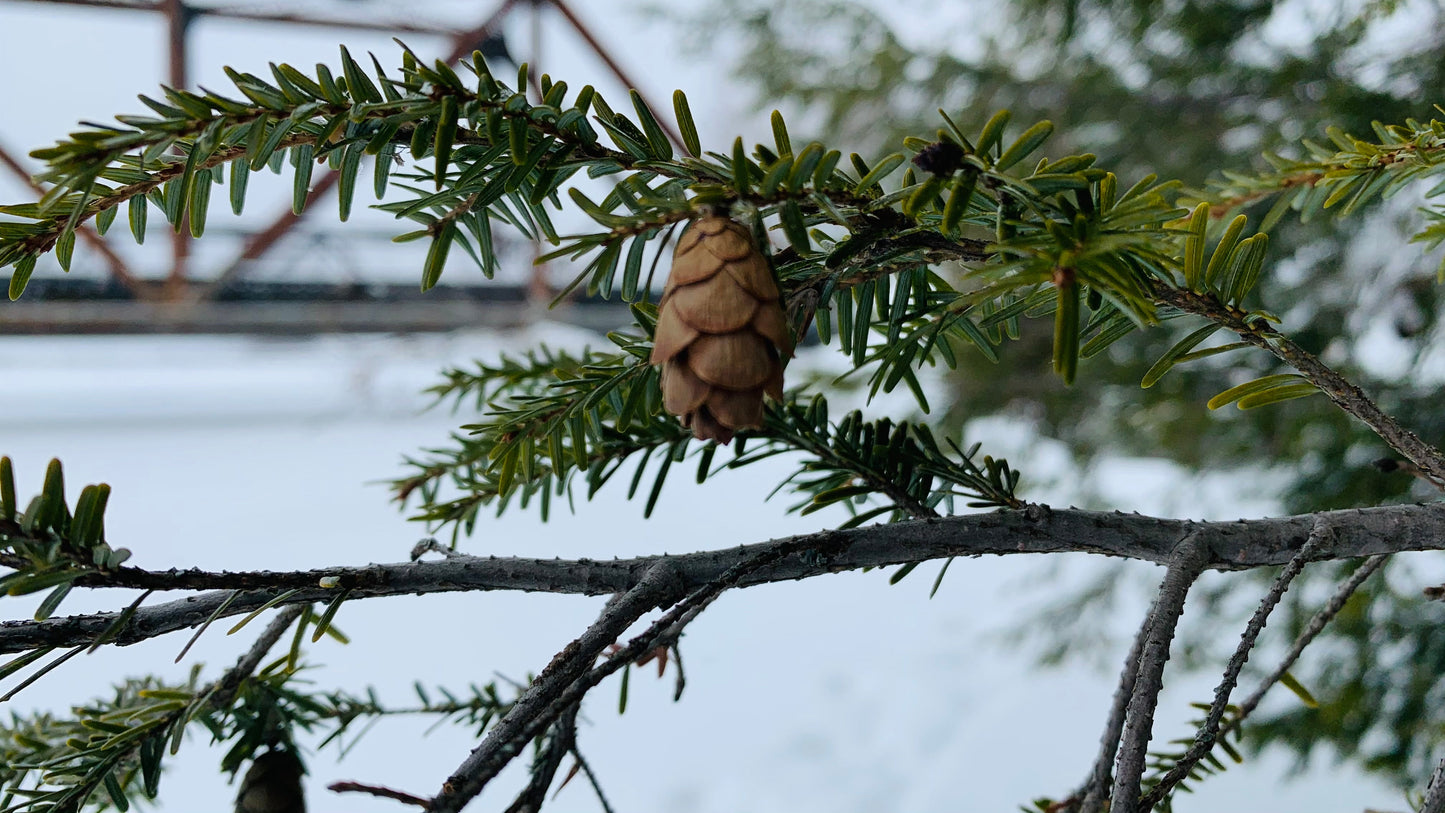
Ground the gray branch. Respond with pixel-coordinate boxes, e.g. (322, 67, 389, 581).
(5, 502, 1444, 654)
(1136, 516, 1332, 810)
(1113, 281, 1445, 486)
(1233, 554, 1389, 723)
(214, 605, 306, 709)
(569, 746, 616, 813)
(1078, 607, 1154, 813)
(426, 563, 686, 813)
(1110, 535, 1210, 813)
(427, 539, 798, 812)
(1421, 756, 1445, 813)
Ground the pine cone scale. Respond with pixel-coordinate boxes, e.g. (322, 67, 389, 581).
(751, 302, 792, 350)
(666, 247, 726, 287)
(764, 358, 785, 401)
(660, 360, 710, 414)
(652, 309, 700, 360)
(689, 333, 775, 388)
(667, 280, 761, 332)
(703, 229, 756, 261)
(724, 260, 781, 299)
(707, 387, 766, 427)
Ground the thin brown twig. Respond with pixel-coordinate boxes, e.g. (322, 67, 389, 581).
(326, 781, 430, 808)
(1204, 170, 1323, 217)
(11, 75, 639, 264)
(895, 232, 1445, 486)
(1153, 286, 1445, 486)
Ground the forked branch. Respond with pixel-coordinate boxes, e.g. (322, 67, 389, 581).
(4, 503, 1444, 655)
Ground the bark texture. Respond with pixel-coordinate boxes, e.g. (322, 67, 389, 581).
(6, 502, 1445, 655)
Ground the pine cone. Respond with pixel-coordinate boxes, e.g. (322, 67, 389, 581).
(651, 215, 793, 444)
(234, 750, 306, 813)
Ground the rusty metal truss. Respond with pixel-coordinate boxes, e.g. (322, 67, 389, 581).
(0, 0, 673, 334)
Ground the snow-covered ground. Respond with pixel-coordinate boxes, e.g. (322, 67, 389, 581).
(0, 328, 1402, 813)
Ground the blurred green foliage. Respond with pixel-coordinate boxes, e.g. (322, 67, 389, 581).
(682, 0, 1445, 788)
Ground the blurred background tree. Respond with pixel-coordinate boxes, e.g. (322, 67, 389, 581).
(678, 0, 1445, 788)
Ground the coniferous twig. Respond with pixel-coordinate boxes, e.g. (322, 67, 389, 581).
(1078, 607, 1155, 813)
(1137, 517, 1333, 809)
(1110, 535, 1210, 813)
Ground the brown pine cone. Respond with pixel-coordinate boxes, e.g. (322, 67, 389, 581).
(651, 215, 793, 444)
